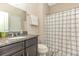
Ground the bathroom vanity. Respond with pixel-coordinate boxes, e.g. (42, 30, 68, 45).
(0, 35, 38, 56)
(0, 10, 38, 56)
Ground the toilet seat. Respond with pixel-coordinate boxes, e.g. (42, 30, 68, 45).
(38, 44, 48, 55)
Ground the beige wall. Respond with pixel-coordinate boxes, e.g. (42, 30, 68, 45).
(24, 3, 41, 35)
(49, 3, 79, 14)
(0, 3, 26, 31)
(38, 4, 49, 35)
(26, 3, 42, 16)
(24, 3, 49, 35)
(25, 3, 50, 42)
(36, 4, 50, 43)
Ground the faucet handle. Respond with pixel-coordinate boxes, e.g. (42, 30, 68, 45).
(12, 33, 14, 37)
(8, 33, 14, 37)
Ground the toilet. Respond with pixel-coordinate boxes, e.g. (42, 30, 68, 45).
(38, 44, 48, 56)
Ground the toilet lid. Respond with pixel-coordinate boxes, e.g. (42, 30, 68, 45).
(38, 44, 48, 53)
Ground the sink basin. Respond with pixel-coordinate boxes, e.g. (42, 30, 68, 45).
(6, 36, 26, 43)
(8, 36, 26, 40)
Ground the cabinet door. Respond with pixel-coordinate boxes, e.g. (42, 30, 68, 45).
(0, 42, 24, 56)
(26, 45, 37, 56)
(12, 50, 24, 56)
(25, 37, 37, 47)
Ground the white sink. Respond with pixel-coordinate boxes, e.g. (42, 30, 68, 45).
(7, 36, 26, 43)
(8, 36, 26, 40)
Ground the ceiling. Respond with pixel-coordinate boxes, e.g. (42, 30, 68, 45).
(8, 3, 56, 11)
(48, 3, 56, 6)
(8, 3, 27, 11)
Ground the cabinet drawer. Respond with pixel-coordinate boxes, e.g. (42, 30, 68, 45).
(11, 50, 24, 56)
(25, 37, 37, 47)
(0, 42, 24, 55)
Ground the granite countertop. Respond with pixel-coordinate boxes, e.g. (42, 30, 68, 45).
(0, 35, 38, 48)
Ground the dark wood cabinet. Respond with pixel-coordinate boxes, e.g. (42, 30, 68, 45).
(0, 42, 24, 56)
(0, 36, 38, 56)
(25, 37, 38, 56)
(11, 50, 24, 56)
(26, 44, 37, 56)
(25, 38, 37, 47)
